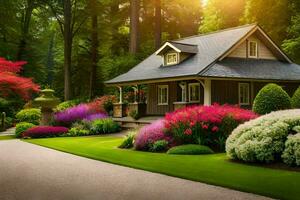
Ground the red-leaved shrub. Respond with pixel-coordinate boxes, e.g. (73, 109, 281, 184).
(23, 126, 68, 138)
(164, 104, 258, 150)
(134, 120, 173, 151)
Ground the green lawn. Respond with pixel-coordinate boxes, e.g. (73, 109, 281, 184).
(26, 136, 300, 200)
(0, 135, 16, 140)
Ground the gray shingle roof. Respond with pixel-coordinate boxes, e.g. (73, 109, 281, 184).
(168, 42, 198, 54)
(202, 58, 300, 81)
(106, 24, 300, 84)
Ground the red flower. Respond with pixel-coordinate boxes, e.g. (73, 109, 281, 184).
(184, 128, 192, 135)
(190, 121, 196, 127)
(212, 126, 219, 132)
(202, 124, 208, 129)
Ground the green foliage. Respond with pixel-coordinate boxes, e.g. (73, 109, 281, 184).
(15, 108, 41, 125)
(291, 87, 300, 108)
(226, 109, 300, 163)
(282, 133, 300, 166)
(129, 110, 140, 120)
(199, 0, 245, 33)
(167, 144, 214, 155)
(253, 83, 291, 115)
(64, 127, 90, 137)
(55, 99, 82, 112)
(15, 122, 36, 138)
(293, 126, 300, 133)
(91, 118, 120, 134)
(149, 140, 169, 152)
(119, 132, 135, 149)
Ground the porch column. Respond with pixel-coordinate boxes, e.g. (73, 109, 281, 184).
(118, 86, 123, 103)
(133, 85, 138, 103)
(204, 79, 211, 106)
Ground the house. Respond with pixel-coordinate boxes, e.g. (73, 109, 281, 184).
(106, 24, 300, 118)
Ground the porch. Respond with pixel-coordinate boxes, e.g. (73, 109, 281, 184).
(112, 78, 212, 118)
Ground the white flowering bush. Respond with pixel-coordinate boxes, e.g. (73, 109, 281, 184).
(226, 109, 300, 163)
(282, 133, 300, 166)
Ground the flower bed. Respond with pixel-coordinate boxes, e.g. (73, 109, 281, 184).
(226, 109, 300, 164)
(164, 104, 258, 150)
(134, 120, 173, 151)
(23, 126, 69, 138)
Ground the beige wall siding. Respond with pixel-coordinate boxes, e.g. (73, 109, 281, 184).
(228, 34, 277, 60)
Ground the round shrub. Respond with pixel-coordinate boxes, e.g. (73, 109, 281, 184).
(16, 108, 41, 125)
(282, 133, 300, 166)
(23, 126, 68, 138)
(15, 122, 35, 138)
(167, 144, 214, 155)
(253, 83, 291, 115)
(226, 109, 300, 163)
(291, 87, 300, 108)
(90, 118, 120, 134)
(134, 120, 173, 151)
(149, 140, 169, 152)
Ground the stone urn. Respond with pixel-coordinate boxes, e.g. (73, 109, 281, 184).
(34, 89, 60, 125)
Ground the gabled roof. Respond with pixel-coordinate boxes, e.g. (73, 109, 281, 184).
(106, 24, 299, 85)
(203, 58, 300, 80)
(155, 41, 198, 55)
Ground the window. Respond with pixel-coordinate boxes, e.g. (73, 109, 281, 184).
(179, 82, 187, 102)
(189, 83, 200, 102)
(239, 83, 250, 105)
(158, 85, 168, 105)
(248, 41, 258, 58)
(166, 53, 178, 65)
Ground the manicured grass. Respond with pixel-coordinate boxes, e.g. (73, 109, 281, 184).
(0, 135, 16, 140)
(26, 136, 300, 200)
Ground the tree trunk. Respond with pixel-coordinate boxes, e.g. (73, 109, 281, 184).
(89, 0, 99, 99)
(17, 0, 35, 61)
(154, 0, 161, 50)
(64, 0, 72, 100)
(129, 0, 140, 54)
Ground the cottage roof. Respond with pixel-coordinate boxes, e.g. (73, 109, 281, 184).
(106, 24, 299, 85)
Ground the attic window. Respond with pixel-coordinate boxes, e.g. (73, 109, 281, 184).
(248, 41, 258, 58)
(166, 53, 178, 65)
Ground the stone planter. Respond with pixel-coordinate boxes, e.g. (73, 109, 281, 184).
(128, 102, 147, 118)
(113, 103, 127, 118)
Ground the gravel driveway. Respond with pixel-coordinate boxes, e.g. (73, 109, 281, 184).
(0, 140, 272, 200)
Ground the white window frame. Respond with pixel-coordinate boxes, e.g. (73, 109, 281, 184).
(188, 83, 200, 103)
(179, 82, 187, 102)
(238, 83, 250, 105)
(158, 85, 169, 105)
(248, 40, 258, 58)
(166, 53, 178, 65)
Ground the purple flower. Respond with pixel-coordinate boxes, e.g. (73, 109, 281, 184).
(83, 113, 108, 121)
(23, 126, 68, 138)
(134, 120, 172, 151)
(54, 104, 91, 124)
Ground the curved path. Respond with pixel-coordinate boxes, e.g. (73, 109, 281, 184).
(0, 140, 272, 200)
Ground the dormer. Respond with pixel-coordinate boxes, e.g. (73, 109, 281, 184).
(155, 42, 198, 66)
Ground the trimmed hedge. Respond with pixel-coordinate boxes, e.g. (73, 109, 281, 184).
(291, 87, 300, 108)
(167, 144, 214, 155)
(15, 122, 35, 138)
(253, 83, 291, 115)
(16, 108, 41, 125)
(23, 126, 68, 138)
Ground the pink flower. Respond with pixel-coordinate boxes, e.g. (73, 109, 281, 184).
(190, 121, 196, 127)
(202, 124, 208, 129)
(184, 128, 192, 135)
(212, 126, 219, 132)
